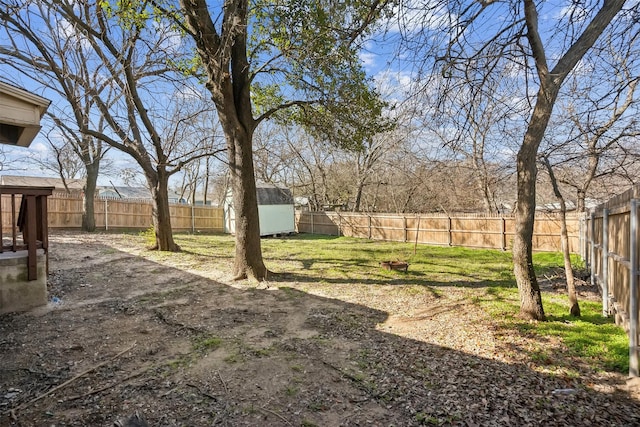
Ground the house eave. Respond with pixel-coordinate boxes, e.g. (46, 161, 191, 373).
(0, 81, 51, 147)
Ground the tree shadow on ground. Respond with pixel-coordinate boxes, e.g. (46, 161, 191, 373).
(1, 233, 638, 426)
(270, 267, 517, 290)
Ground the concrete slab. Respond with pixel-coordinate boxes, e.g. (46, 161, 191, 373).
(0, 249, 47, 313)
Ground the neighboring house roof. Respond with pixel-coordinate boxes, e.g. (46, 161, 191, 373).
(0, 175, 85, 192)
(537, 198, 599, 212)
(97, 186, 182, 201)
(98, 186, 152, 200)
(0, 81, 51, 147)
(537, 201, 577, 212)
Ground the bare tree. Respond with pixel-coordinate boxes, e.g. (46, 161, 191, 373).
(33, 135, 85, 190)
(543, 35, 640, 213)
(27, 0, 225, 249)
(0, 1, 112, 230)
(252, 124, 292, 186)
(286, 131, 337, 211)
(427, 62, 524, 213)
(541, 155, 581, 317)
(400, 0, 632, 319)
(535, 32, 640, 317)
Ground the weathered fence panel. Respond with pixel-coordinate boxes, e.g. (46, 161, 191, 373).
(46, 194, 84, 228)
(295, 210, 581, 253)
(2, 193, 225, 232)
(587, 186, 640, 377)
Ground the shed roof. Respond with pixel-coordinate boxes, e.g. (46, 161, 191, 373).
(256, 184, 293, 205)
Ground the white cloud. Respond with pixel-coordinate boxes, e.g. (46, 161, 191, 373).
(374, 69, 415, 101)
(154, 21, 184, 55)
(359, 51, 378, 70)
(28, 141, 49, 153)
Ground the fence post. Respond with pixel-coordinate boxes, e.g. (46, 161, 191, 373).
(104, 199, 108, 231)
(403, 216, 408, 243)
(582, 215, 589, 270)
(447, 216, 452, 246)
(585, 214, 590, 269)
(501, 217, 507, 251)
(602, 209, 609, 316)
(590, 212, 596, 289)
(311, 211, 314, 234)
(630, 199, 639, 377)
(368, 215, 372, 240)
(191, 204, 195, 234)
(578, 216, 584, 263)
(337, 212, 342, 236)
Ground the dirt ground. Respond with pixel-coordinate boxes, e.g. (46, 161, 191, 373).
(1, 231, 640, 426)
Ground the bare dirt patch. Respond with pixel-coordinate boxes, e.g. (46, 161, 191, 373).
(1, 231, 639, 426)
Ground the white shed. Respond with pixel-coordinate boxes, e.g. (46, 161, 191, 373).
(224, 183, 295, 236)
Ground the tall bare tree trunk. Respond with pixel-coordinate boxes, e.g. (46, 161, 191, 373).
(82, 162, 99, 232)
(513, 0, 623, 320)
(228, 131, 267, 280)
(353, 177, 366, 212)
(542, 157, 580, 316)
(559, 201, 581, 316)
(203, 157, 210, 205)
(512, 80, 556, 321)
(147, 170, 180, 252)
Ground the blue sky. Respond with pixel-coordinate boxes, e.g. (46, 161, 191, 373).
(0, 0, 409, 186)
(2, 0, 637, 188)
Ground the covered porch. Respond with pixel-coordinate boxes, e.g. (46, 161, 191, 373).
(0, 81, 52, 313)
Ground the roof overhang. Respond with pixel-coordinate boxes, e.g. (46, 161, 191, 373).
(0, 81, 51, 147)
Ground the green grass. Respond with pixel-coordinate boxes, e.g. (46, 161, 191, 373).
(163, 233, 628, 373)
(535, 298, 628, 372)
(477, 282, 628, 373)
(192, 335, 222, 353)
(533, 252, 586, 272)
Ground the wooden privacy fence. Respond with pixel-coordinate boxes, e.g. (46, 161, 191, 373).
(0, 193, 581, 250)
(1, 193, 225, 232)
(587, 186, 640, 377)
(295, 211, 582, 253)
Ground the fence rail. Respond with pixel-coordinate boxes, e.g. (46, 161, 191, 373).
(296, 210, 582, 253)
(586, 185, 640, 378)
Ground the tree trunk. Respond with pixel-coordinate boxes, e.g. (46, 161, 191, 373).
(203, 157, 210, 205)
(515, 0, 625, 320)
(560, 203, 581, 316)
(576, 188, 586, 213)
(481, 178, 494, 214)
(228, 132, 267, 280)
(82, 162, 99, 232)
(543, 157, 580, 316)
(148, 170, 179, 252)
(353, 177, 365, 212)
(513, 83, 558, 321)
(180, 0, 267, 280)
